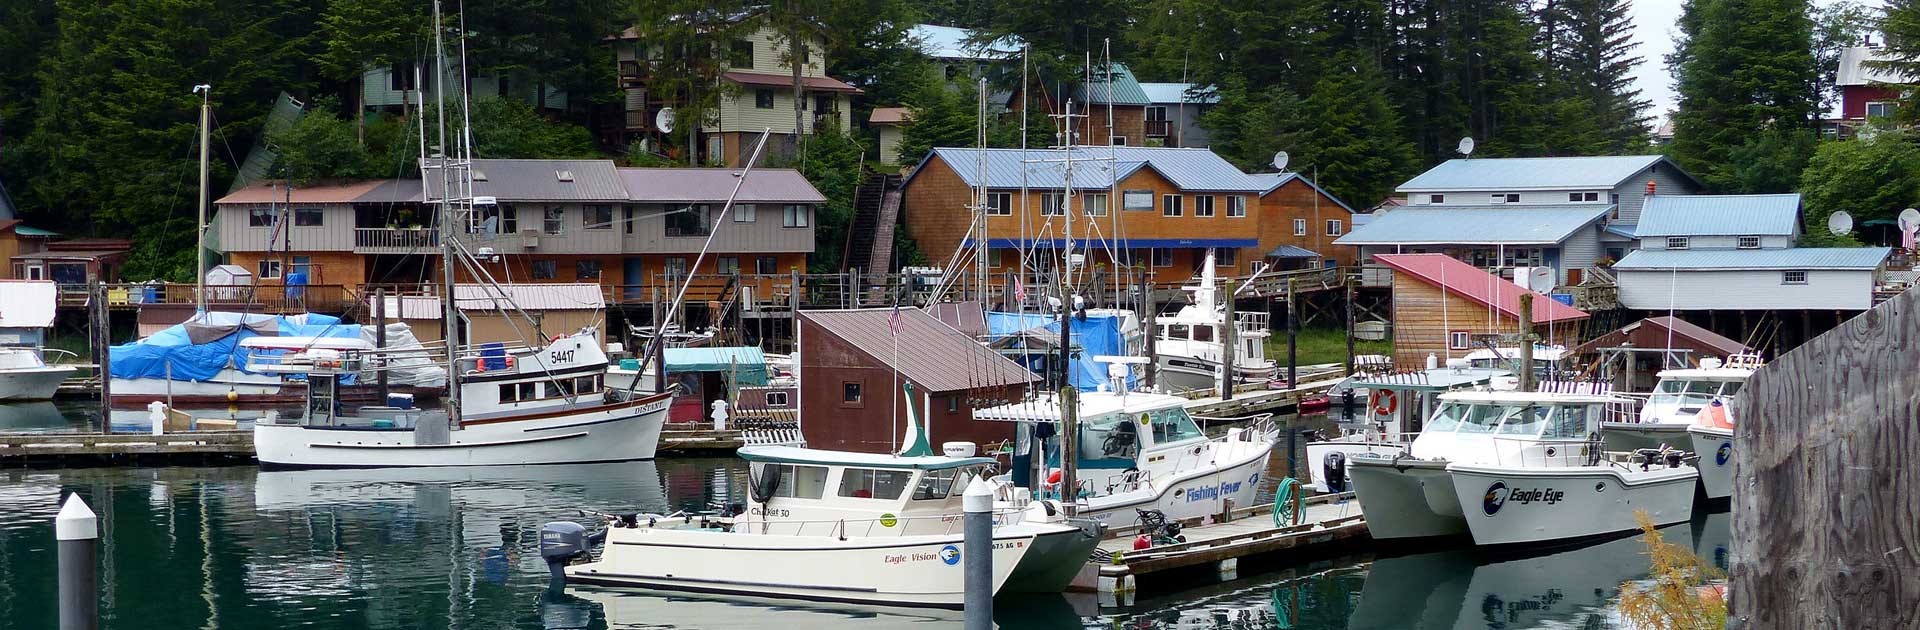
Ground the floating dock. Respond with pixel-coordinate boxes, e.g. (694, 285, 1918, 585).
(1089, 493, 1367, 598)
(0, 427, 763, 466)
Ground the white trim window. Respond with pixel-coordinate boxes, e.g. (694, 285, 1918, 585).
(1491, 193, 1519, 203)
(1227, 196, 1247, 218)
(1040, 193, 1066, 216)
(1325, 219, 1343, 236)
(1867, 101, 1895, 118)
(1194, 195, 1216, 217)
(1429, 194, 1445, 204)
(985, 192, 1012, 216)
(1083, 192, 1109, 217)
(1782, 270, 1808, 284)
(1162, 194, 1183, 217)
(1293, 218, 1307, 236)
(1569, 192, 1600, 202)
(257, 259, 283, 279)
(1448, 330, 1471, 350)
(1738, 235, 1760, 249)
(1667, 237, 1690, 250)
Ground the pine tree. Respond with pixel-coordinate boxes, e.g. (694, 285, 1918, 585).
(1550, 0, 1653, 151)
(1668, 0, 1820, 191)
(1289, 55, 1421, 207)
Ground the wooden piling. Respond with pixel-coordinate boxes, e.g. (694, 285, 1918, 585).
(1221, 279, 1236, 401)
(1344, 278, 1356, 376)
(90, 282, 111, 434)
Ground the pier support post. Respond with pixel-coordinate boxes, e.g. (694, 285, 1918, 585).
(1220, 279, 1236, 401)
(90, 282, 112, 434)
(962, 477, 993, 629)
(56, 493, 98, 630)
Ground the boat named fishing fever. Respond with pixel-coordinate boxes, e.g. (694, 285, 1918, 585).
(251, 329, 670, 468)
(1602, 354, 1760, 451)
(545, 445, 1102, 608)
(1152, 250, 1277, 392)
(1304, 364, 1508, 492)
(1348, 390, 1699, 546)
(971, 389, 1274, 527)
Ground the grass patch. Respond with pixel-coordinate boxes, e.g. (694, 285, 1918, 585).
(1264, 327, 1392, 367)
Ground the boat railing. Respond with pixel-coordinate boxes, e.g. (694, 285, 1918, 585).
(1490, 437, 1602, 468)
(1095, 468, 1152, 495)
(733, 509, 1033, 538)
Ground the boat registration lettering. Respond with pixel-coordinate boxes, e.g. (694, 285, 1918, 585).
(549, 349, 576, 364)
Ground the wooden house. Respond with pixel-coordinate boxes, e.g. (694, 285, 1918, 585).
(796, 307, 1034, 454)
(1374, 253, 1590, 365)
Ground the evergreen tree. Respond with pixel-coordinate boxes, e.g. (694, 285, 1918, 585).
(982, 0, 1143, 73)
(1290, 56, 1421, 207)
(1798, 127, 1920, 240)
(1548, 0, 1653, 151)
(0, 0, 56, 144)
(315, 0, 425, 144)
(1668, 0, 1820, 191)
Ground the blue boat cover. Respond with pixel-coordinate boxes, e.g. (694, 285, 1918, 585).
(986, 312, 1136, 392)
(664, 346, 770, 386)
(109, 312, 360, 382)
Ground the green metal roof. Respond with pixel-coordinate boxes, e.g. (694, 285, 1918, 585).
(14, 226, 59, 237)
(1073, 63, 1151, 106)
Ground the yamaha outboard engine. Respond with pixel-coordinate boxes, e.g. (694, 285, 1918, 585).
(539, 521, 590, 589)
(1323, 451, 1348, 493)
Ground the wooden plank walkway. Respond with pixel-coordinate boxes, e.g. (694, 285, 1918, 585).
(0, 431, 255, 465)
(1092, 493, 1368, 587)
(1184, 373, 1346, 420)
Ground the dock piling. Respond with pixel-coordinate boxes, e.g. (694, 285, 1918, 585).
(56, 492, 98, 630)
(962, 476, 992, 629)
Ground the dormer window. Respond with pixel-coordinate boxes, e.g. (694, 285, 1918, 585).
(1738, 235, 1761, 249)
(1429, 194, 1445, 204)
(1570, 192, 1600, 202)
(1667, 237, 1690, 250)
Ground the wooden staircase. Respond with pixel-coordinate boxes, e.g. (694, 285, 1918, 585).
(842, 170, 904, 276)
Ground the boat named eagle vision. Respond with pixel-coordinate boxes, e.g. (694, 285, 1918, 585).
(252, 330, 670, 468)
(1602, 354, 1759, 452)
(1348, 390, 1699, 546)
(972, 390, 1274, 527)
(547, 445, 1102, 608)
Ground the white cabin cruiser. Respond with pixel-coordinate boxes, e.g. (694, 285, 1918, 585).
(0, 347, 76, 401)
(1348, 390, 1699, 545)
(252, 330, 670, 468)
(1153, 250, 1277, 392)
(548, 445, 1102, 608)
(1464, 345, 1569, 377)
(1304, 365, 1508, 492)
(1602, 354, 1758, 452)
(973, 390, 1274, 528)
(1686, 398, 1736, 502)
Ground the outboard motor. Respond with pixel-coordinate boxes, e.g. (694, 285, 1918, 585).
(539, 521, 591, 589)
(1323, 451, 1348, 493)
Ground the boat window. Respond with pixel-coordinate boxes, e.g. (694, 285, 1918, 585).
(1425, 402, 1469, 433)
(1150, 408, 1205, 444)
(1544, 405, 1593, 439)
(574, 375, 599, 395)
(1719, 381, 1742, 397)
(1684, 381, 1719, 394)
(1455, 404, 1509, 434)
(912, 468, 960, 500)
(1170, 325, 1189, 340)
(1655, 380, 1688, 394)
(770, 464, 830, 499)
(838, 468, 912, 500)
(552, 378, 576, 397)
(1082, 415, 1136, 460)
(498, 383, 519, 403)
(1496, 405, 1550, 436)
(518, 382, 538, 400)
(1193, 325, 1214, 342)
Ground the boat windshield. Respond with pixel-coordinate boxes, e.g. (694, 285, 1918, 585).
(1149, 407, 1205, 445)
(1427, 402, 1516, 434)
(910, 465, 991, 501)
(752, 463, 830, 500)
(1495, 405, 1552, 436)
(1652, 379, 1732, 405)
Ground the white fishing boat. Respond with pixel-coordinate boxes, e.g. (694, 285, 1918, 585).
(1686, 398, 1736, 502)
(1152, 250, 1276, 392)
(0, 280, 77, 401)
(0, 347, 76, 401)
(1602, 353, 1758, 451)
(1303, 363, 1508, 492)
(1464, 344, 1569, 376)
(1348, 390, 1699, 545)
(548, 445, 1102, 608)
(973, 389, 1275, 528)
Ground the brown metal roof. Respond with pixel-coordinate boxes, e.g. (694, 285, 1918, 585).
(423, 159, 628, 203)
(723, 71, 863, 94)
(802, 307, 1036, 393)
(452, 283, 606, 312)
(216, 179, 390, 205)
(869, 107, 910, 125)
(617, 168, 827, 203)
(1571, 316, 1752, 357)
(926, 301, 987, 338)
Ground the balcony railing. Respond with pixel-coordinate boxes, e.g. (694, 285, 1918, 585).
(355, 227, 440, 252)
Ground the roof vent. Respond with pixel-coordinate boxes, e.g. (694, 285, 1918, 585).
(556, 170, 575, 182)
(473, 170, 488, 181)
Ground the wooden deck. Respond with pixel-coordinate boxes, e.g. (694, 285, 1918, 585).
(1092, 493, 1368, 588)
(1184, 370, 1346, 420)
(0, 431, 255, 465)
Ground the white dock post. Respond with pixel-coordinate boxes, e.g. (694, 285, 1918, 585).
(56, 493, 99, 630)
(962, 476, 993, 629)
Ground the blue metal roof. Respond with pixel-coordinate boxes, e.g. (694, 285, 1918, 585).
(969, 237, 1258, 249)
(1397, 155, 1695, 191)
(1604, 223, 1638, 239)
(1266, 245, 1321, 258)
(1634, 194, 1802, 237)
(1334, 205, 1611, 245)
(917, 146, 1268, 192)
(664, 346, 768, 386)
(1613, 247, 1891, 270)
(1138, 82, 1220, 105)
(1240, 172, 1360, 213)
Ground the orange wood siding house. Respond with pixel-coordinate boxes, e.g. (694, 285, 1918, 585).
(900, 146, 1357, 283)
(1374, 253, 1590, 365)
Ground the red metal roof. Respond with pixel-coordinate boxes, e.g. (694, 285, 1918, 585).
(722, 71, 863, 94)
(1374, 253, 1588, 323)
(868, 107, 910, 124)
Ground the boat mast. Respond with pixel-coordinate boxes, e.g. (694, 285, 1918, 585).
(432, 0, 462, 421)
(194, 83, 212, 315)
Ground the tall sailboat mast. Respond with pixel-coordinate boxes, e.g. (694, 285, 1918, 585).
(432, 0, 462, 419)
(194, 84, 212, 314)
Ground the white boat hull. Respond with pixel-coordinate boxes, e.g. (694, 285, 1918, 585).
(1154, 355, 1277, 392)
(0, 365, 75, 401)
(1076, 436, 1272, 528)
(568, 523, 1087, 608)
(1447, 463, 1697, 546)
(1347, 456, 1467, 540)
(1303, 440, 1408, 493)
(254, 395, 669, 468)
(1688, 426, 1734, 501)
(1599, 421, 1692, 452)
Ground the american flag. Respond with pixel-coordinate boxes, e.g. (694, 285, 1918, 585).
(1013, 275, 1026, 302)
(889, 302, 903, 336)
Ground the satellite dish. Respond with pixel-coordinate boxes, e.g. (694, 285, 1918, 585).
(1271, 151, 1290, 172)
(1457, 137, 1476, 156)
(1828, 210, 1854, 236)
(1899, 208, 1920, 231)
(655, 108, 676, 134)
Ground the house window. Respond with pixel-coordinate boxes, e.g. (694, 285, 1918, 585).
(730, 40, 754, 67)
(665, 257, 689, 277)
(783, 204, 810, 228)
(1429, 194, 1445, 204)
(1122, 189, 1154, 211)
(946, 396, 960, 413)
(1782, 270, 1808, 284)
(1667, 237, 1689, 250)
(1610, 193, 1620, 206)
(734, 204, 756, 222)
(1448, 330, 1471, 350)
(543, 207, 565, 235)
(1227, 196, 1246, 217)
(754, 88, 775, 109)
(621, 205, 632, 234)
(1867, 101, 1894, 118)
(1570, 192, 1600, 202)
(1738, 235, 1761, 249)
(293, 207, 324, 226)
(1151, 248, 1173, 267)
(1217, 249, 1238, 266)
(717, 256, 740, 275)
(765, 391, 790, 407)
(1325, 219, 1343, 236)
(756, 256, 778, 274)
(1083, 192, 1109, 217)
(583, 205, 613, 230)
(257, 259, 283, 279)
(984, 192, 1012, 216)
(815, 94, 834, 114)
(531, 260, 557, 279)
(473, 204, 517, 234)
(667, 204, 711, 237)
(1112, 136, 1128, 146)
(248, 208, 276, 227)
(1492, 193, 1519, 203)
(1040, 193, 1066, 216)
(575, 260, 602, 280)
(1294, 218, 1307, 236)
(1194, 195, 1216, 217)
(842, 381, 863, 403)
(1162, 194, 1183, 217)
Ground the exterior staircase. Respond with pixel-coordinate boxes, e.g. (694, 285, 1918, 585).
(842, 170, 904, 276)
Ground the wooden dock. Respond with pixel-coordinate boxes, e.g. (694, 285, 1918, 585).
(1090, 493, 1368, 593)
(0, 431, 255, 466)
(1185, 370, 1347, 420)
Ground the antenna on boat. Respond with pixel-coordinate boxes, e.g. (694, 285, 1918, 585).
(193, 83, 212, 317)
(430, 0, 464, 422)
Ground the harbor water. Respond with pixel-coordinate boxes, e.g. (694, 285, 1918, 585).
(0, 402, 1730, 629)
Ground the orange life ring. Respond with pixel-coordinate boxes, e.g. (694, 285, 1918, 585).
(1370, 389, 1398, 416)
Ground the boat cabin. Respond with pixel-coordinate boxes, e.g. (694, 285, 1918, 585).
(1639, 356, 1757, 423)
(1464, 345, 1567, 380)
(1334, 366, 1508, 441)
(1155, 311, 1270, 371)
(973, 391, 1212, 497)
(739, 445, 998, 536)
(1408, 391, 1636, 468)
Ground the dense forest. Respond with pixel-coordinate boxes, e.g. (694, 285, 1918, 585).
(0, 0, 1907, 278)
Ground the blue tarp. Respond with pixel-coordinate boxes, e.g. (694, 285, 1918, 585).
(664, 346, 770, 386)
(987, 312, 1136, 392)
(109, 312, 360, 382)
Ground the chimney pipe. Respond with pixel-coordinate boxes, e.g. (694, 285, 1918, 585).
(1645, 180, 1656, 196)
